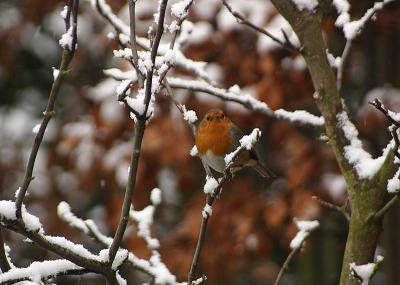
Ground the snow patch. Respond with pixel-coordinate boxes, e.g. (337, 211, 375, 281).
(290, 219, 319, 249)
(292, 0, 318, 11)
(203, 176, 218, 194)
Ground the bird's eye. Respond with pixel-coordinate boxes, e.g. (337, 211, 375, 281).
(206, 116, 211, 121)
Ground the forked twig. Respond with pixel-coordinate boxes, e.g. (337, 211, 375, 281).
(222, 0, 300, 53)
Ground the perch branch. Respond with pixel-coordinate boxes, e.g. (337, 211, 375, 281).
(188, 142, 253, 283)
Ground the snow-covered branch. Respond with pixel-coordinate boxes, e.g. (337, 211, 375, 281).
(188, 128, 264, 283)
(0, 201, 106, 277)
(0, 260, 87, 284)
(273, 219, 319, 285)
(334, 0, 395, 90)
(92, 0, 215, 85)
(337, 111, 392, 179)
(105, 69, 324, 127)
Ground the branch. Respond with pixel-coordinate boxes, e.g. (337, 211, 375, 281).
(93, 0, 216, 85)
(370, 194, 400, 222)
(128, 0, 144, 89)
(106, 70, 325, 127)
(336, 40, 351, 90)
(222, 0, 300, 53)
(188, 132, 261, 283)
(312, 195, 350, 221)
(273, 219, 319, 285)
(273, 247, 300, 285)
(0, 260, 89, 285)
(369, 98, 400, 158)
(107, 0, 169, 265)
(15, 0, 79, 219)
(187, 176, 229, 284)
(336, 0, 395, 90)
(0, 205, 105, 275)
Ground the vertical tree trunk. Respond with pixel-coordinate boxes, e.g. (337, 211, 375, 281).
(268, 1, 396, 284)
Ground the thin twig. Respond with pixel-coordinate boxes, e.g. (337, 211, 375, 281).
(336, 0, 394, 90)
(371, 194, 400, 222)
(0, 229, 11, 273)
(128, 0, 144, 89)
(1, 219, 104, 274)
(163, 79, 196, 134)
(369, 98, 400, 127)
(108, 0, 169, 264)
(336, 40, 352, 90)
(15, 0, 79, 218)
(312, 195, 350, 221)
(369, 98, 400, 159)
(273, 247, 300, 285)
(141, 0, 168, 118)
(156, 0, 195, 87)
(187, 178, 228, 284)
(163, 79, 212, 176)
(188, 147, 248, 283)
(222, 0, 300, 53)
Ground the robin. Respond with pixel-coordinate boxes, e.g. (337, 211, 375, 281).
(195, 109, 275, 178)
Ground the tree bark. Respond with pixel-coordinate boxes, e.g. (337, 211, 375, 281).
(268, 1, 397, 284)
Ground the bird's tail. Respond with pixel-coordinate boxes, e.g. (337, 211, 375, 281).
(254, 163, 276, 179)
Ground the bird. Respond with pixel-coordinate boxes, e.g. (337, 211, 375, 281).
(195, 109, 275, 178)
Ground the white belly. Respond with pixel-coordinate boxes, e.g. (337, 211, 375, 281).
(202, 150, 226, 173)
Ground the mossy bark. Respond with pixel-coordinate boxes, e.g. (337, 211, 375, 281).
(268, 1, 397, 284)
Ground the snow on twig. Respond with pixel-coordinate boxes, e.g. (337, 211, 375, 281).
(343, 0, 395, 41)
(289, 219, 319, 250)
(57, 201, 185, 284)
(92, 0, 215, 84)
(273, 219, 319, 285)
(337, 111, 392, 179)
(0, 259, 83, 284)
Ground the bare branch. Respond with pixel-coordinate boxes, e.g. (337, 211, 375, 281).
(369, 98, 400, 159)
(336, 40, 351, 90)
(312, 195, 350, 221)
(128, 0, 144, 89)
(273, 247, 300, 285)
(15, 0, 79, 218)
(222, 0, 300, 53)
(370, 194, 400, 222)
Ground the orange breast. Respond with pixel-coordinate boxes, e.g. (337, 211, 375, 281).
(196, 121, 233, 156)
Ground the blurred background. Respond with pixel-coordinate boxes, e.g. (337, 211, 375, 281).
(0, 0, 399, 284)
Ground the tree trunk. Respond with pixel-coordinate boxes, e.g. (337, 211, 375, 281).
(268, 1, 396, 284)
